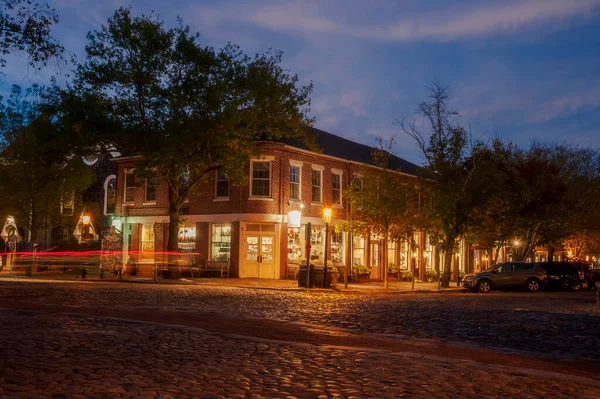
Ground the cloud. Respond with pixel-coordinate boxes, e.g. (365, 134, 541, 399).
(192, 0, 600, 42)
(527, 88, 600, 123)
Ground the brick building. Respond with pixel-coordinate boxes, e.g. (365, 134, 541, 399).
(112, 128, 471, 280)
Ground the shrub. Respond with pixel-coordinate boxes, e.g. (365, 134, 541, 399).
(353, 264, 371, 276)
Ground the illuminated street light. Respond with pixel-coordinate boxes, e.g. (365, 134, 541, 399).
(82, 215, 91, 225)
(323, 208, 332, 223)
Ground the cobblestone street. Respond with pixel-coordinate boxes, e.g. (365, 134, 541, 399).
(1, 280, 599, 398)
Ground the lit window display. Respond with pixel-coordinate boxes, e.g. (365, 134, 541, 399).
(399, 240, 409, 270)
(425, 235, 434, 269)
(331, 231, 344, 263)
(211, 223, 231, 261)
(388, 241, 396, 266)
(352, 236, 365, 266)
(178, 225, 196, 252)
(287, 227, 303, 263)
(310, 226, 324, 261)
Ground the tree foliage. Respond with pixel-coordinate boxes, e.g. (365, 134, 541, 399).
(338, 136, 421, 288)
(63, 8, 315, 250)
(0, 0, 67, 74)
(0, 85, 93, 246)
(399, 85, 482, 287)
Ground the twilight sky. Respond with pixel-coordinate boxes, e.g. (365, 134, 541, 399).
(2, 0, 600, 164)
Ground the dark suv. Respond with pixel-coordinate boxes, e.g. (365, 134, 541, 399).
(462, 262, 546, 293)
(536, 262, 585, 291)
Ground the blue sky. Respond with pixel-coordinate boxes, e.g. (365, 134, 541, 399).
(2, 0, 600, 164)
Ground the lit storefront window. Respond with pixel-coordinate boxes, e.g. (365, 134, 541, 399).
(425, 235, 433, 269)
(310, 226, 324, 261)
(353, 236, 365, 266)
(388, 241, 396, 266)
(178, 225, 196, 252)
(399, 240, 409, 270)
(211, 223, 231, 261)
(287, 227, 302, 263)
(331, 231, 344, 263)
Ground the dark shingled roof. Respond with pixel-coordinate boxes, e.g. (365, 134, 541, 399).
(281, 127, 419, 176)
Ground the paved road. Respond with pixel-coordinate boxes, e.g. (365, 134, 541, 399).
(0, 281, 598, 360)
(0, 281, 599, 398)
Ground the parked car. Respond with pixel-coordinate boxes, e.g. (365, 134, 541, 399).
(575, 262, 600, 290)
(589, 266, 600, 290)
(535, 262, 585, 291)
(462, 262, 546, 293)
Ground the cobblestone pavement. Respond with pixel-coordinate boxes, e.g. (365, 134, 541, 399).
(0, 281, 599, 362)
(1, 309, 599, 399)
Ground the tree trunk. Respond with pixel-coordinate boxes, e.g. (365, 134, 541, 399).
(167, 184, 180, 252)
(441, 240, 455, 288)
(383, 236, 388, 289)
(167, 184, 181, 278)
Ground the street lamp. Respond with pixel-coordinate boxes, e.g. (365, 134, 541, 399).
(323, 208, 332, 288)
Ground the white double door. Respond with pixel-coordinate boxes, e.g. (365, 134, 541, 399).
(242, 233, 276, 278)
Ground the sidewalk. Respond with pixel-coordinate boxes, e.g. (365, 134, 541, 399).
(0, 269, 463, 293)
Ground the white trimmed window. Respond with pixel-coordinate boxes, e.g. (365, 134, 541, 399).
(124, 170, 135, 203)
(104, 175, 117, 215)
(251, 161, 271, 197)
(61, 193, 74, 216)
(290, 165, 300, 200)
(145, 181, 156, 203)
(216, 170, 229, 199)
(312, 169, 322, 203)
(332, 172, 342, 206)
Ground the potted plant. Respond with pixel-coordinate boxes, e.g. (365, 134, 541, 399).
(353, 264, 371, 283)
(426, 270, 438, 283)
(400, 270, 413, 282)
(388, 263, 399, 279)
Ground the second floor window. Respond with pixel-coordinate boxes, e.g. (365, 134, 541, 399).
(145, 181, 156, 202)
(332, 173, 341, 205)
(290, 165, 300, 200)
(312, 169, 322, 203)
(216, 170, 229, 198)
(61, 193, 74, 216)
(104, 176, 116, 214)
(251, 161, 270, 197)
(124, 171, 135, 203)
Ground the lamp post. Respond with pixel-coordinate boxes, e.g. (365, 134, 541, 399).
(323, 208, 332, 288)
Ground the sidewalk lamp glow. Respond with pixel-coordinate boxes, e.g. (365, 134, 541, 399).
(323, 208, 332, 223)
(514, 240, 520, 246)
(82, 215, 91, 225)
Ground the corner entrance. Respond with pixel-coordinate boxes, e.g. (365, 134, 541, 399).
(240, 223, 277, 278)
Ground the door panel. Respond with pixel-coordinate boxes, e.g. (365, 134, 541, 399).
(243, 235, 260, 278)
(259, 235, 275, 279)
(241, 232, 277, 278)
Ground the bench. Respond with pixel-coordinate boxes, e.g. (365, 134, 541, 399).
(286, 263, 299, 280)
(200, 260, 230, 278)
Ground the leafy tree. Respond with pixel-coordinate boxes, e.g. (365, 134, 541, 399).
(400, 85, 483, 287)
(0, 85, 93, 247)
(0, 0, 67, 74)
(338, 136, 421, 289)
(510, 143, 599, 261)
(467, 139, 522, 265)
(65, 8, 315, 251)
